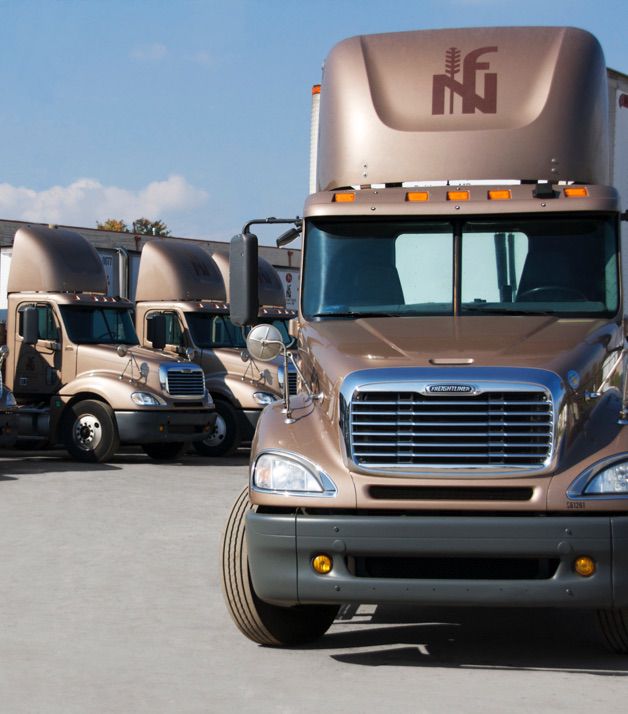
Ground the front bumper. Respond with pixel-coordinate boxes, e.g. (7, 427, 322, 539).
(246, 512, 628, 609)
(239, 409, 262, 442)
(115, 409, 216, 444)
(0, 411, 18, 447)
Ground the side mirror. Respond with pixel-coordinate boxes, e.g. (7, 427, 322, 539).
(147, 313, 167, 350)
(230, 233, 259, 326)
(288, 318, 299, 339)
(246, 324, 284, 362)
(22, 307, 39, 345)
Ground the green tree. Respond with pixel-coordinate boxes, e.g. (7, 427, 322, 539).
(96, 218, 129, 232)
(132, 218, 171, 237)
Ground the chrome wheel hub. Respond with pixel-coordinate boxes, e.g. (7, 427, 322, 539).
(204, 414, 226, 447)
(73, 414, 102, 451)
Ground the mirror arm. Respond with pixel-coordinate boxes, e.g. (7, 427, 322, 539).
(287, 351, 321, 402)
(241, 216, 302, 235)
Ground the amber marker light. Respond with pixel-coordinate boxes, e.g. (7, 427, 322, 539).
(312, 554, 333, 574)
(312, 84, 321, 95)
(447, 190, 470, 201)
(333, 192, 355, 203)
(564, 187, 589, 198)
(488, 189, 512, 200)
(574, 556, 596, 577)
(406, 191, 429, 202)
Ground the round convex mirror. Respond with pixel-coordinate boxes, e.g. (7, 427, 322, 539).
(246, 324, 284, 362)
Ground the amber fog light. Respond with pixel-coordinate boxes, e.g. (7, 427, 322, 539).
(574, 556, 596, 577)
(312, 554, 333, 574)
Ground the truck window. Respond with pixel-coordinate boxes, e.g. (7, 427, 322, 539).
(147, 312, 184, 347)
(59, 306, 139, 345)
(185, 313, 247, 349)
(18, 303, 60, 341)
(461, 217, 619, 314)
(302, 219, 453, 317)
(303, 216, 619, 318)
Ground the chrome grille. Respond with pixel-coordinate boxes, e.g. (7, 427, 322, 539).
(350, 389, 553, 468)
(278, 364, 298, 396)
(165, 368, 205, 397)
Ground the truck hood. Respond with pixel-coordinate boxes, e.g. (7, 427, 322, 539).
(301, 316, 622, 395)
(75, 343, 188, 393)
(201, 347, 282, 393)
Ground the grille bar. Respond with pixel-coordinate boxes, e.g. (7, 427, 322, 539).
(287, 371, 298, 396)
(350, 389, 553, 469)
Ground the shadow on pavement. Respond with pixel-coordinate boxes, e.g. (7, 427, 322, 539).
(306, 604, 628, 675)
(0, 447, 249, 472)
(0, 450, 121, 476)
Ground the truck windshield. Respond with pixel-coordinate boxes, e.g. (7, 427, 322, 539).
(186, 313, 247, 349)
(302, 216, 619, 318)
(185, 313, 292, 349)
(59, 306, 139, 345)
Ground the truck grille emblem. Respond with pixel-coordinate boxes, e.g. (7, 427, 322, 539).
(427, 384, 474, 394)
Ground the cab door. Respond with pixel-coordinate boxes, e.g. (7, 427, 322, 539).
(14, 302, 62, 399)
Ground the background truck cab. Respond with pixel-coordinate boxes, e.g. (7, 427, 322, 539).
(134, 240, 293, 456)
(2, 225, 214, 462)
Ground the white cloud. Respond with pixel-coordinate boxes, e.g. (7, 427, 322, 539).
(0, 175, 209, 229)
(130, 43, 168, 61)
(187, 50, 215, 68)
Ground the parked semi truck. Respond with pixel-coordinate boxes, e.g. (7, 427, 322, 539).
(134, 240, 293, 457)
(221, 26, 628, 651)
(1, 225, 215, 462)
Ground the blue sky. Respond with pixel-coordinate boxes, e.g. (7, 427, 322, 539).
(0, 0, 626, 244)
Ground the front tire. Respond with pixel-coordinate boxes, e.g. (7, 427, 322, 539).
(598, 609, 628, 653)
(221, 486, 339, 646)
(142, 442, 186, 460)
(193, 399, 240, 457)
(61, 399, 119, 463)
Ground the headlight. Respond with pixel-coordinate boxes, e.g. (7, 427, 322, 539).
(253, 391, 278, 406)
(131, 391, 165, 406)
(584, 460, 628, 494)
(252, 452, 336, 496)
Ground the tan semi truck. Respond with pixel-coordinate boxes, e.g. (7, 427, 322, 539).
(1, 225, 215, 462)
(221, 26, 628, 651)
(134, 240, 293, 457)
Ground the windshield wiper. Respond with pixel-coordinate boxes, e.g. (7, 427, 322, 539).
(312, 311, 400, 318)
(461, 306, 556, 316)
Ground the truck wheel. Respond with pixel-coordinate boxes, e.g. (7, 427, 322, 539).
(193, 399, 240, 457)
(598, 609, 628, 653)
(221, 485, 339, 646)
(61, 399, 119, 463)
(142, 442, 186, 460)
